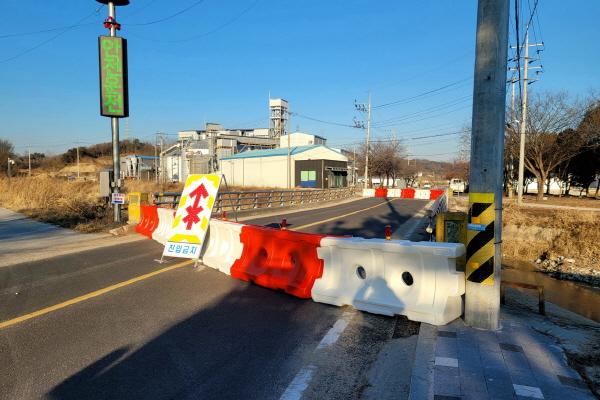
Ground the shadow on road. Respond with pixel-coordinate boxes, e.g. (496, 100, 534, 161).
(313, 198, 415, 238)
(46, 280, 339, 400)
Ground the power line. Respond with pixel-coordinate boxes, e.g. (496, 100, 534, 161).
(0, 5, 104, 63)
(327, 130, 463, 149)
(374, 103, 473, 129)
(290, 112, 356, 128)
(0, 22, 96, 39)
(126, 0, 208, 26)
(373, 78, 471, 109)
(128, 0, 261, 43)
(373, 95, 472, 126)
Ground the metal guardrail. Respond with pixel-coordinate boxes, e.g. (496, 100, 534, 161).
(153, 187, 358, 213)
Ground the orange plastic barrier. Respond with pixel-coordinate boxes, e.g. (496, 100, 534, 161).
(429, 189, 444, 200)
(375, 187, 388, 198)
(135, 205, 159, 238)
(230, 225, 326, 298)
(401, 188, 415, 198)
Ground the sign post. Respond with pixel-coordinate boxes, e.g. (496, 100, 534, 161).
(163, 174, 222, 260)
(97, 0, 130, 222)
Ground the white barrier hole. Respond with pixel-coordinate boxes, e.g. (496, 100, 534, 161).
(402, 271, 414, 286)
(356, 266, 367, 280)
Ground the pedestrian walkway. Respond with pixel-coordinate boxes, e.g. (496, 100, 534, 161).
(409, 315, 595, 400)
(0, 208, 143, 267)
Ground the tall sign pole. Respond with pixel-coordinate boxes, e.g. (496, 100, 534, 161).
(97, 0, 130, 222)
(465, 0, 509, 330)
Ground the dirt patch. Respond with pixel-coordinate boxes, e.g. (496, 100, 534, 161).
(502, 204, 600, 283)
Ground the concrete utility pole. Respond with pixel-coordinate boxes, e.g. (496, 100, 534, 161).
(354, 96, 370, 188)
(365, 93, 372, 189)
(287, 110, 292, 189)
(28, 148, 31, 177)
(516, 29, 530, 206)
(465, 0, 509, 330)
(7, 158, 14, 178)
(353, 144, 357, 186)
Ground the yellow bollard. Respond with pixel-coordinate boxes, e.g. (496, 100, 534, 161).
(127, 192, 149, 224)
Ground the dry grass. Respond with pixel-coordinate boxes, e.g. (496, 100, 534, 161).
(0, 176, 110, 232)
(448, 195, 599, 271)
(502, 203, 600, 269)
(0, 177, 314, 232)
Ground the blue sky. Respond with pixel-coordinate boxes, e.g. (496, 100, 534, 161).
(1, 1, 599, 160)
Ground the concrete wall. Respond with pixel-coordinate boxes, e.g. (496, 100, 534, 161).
(221, 156, 292, 188)
(280, 132, 327, 147)
(220, 146, 348, 188)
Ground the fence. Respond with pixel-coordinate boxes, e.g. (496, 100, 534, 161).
(153, 187, 357, 213)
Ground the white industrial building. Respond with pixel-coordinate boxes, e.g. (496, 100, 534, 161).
(220, 145, 348, 189)
(160, 123, 278, 182)
(279, 132, 327, 147)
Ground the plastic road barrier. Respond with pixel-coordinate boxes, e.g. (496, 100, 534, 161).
(429, 189, 444, 200)
(230, 225, 326, 298)
(374, 187, 388, 198)
(414, 189, 431, 200)
(387, 188, 401, 197)
(362, 188, 375, 197)
(152, 208, 176, 245)
(313, 237, 465, 325)
(135, 205, 159, 238)
(401, 188, 415, 199)
(201, 219, 244, 275)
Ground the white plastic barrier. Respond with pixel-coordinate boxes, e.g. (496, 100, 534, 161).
(200, 219, 244, 275)
(313, 237, 465, 325)
(414, 189, 431, 200)
(387, 188, 401, 197)
(362, 188, 375, 197)
(152, 208, 175, 245)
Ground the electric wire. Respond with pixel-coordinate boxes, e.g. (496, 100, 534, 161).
(128, 0, 261, 43)
(372, 78, 471, 109)
(0, 5, 104, 63)
(373, 95, 472, 126)
(125, 0, 207, 26)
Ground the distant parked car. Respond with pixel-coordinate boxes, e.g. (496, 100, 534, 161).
(422, 183, 432, 189)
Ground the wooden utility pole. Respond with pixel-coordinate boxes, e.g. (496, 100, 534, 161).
(465, 0, 509, 330)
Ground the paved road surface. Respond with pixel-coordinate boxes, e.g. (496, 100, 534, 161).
(0, 198, 428, 400)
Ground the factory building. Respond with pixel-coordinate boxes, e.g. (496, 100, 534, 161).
(160, 123, 278, 182)
(219, 145, 348, 189)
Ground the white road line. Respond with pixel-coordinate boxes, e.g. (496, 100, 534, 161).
(280, 312, 353, 400)
(279, 365, 317, 400)
(317, 318, 349, 349)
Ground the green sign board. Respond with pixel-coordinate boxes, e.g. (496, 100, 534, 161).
(98, 36, 129, 118)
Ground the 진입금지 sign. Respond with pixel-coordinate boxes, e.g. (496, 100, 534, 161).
(98, 36, 129, 118)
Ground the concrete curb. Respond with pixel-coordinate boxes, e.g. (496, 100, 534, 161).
(408, 323, 436, 400)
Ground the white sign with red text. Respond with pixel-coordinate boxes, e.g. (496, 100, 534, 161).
(162, 174, 222, 259)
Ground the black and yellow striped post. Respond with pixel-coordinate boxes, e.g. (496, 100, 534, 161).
(466, 193, 495, 285)
(465, 0, 509, 330)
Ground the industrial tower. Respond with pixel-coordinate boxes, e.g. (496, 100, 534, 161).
(269, 98, 288, 138)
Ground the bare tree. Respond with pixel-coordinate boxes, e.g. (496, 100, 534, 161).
(506, 92, 598, 200)
(0, 139, 15, 177)
(354, 136, 407, 187)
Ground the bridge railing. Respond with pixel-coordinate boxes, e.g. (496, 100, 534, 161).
(153, 187, 358, 213)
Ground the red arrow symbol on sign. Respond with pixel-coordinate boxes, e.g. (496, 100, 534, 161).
(182, 183, 209, 230)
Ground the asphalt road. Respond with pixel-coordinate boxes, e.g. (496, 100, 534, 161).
(0, 197, 428, 400)
(244, 197, 430, 238)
